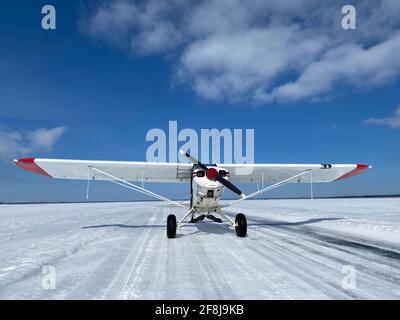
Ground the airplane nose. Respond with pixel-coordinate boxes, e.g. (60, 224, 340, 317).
(206, 168, 218, 180)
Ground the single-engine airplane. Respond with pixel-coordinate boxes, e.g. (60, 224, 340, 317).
(15, 150, 370, 238)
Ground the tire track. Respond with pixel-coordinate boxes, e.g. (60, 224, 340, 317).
(247, 223, 400, 298)
(99, 209, 159, 299)
(248, 219, 400, 287)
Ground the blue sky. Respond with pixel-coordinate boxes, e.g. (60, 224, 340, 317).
(1, 0, 399, 202)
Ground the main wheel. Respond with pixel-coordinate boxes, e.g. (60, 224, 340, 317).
(235, 213, 247, 237)
(167, 214, 177, 238)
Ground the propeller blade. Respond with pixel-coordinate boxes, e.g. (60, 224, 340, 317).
(216, 175, 245, 198)
(179, 150, 208, 170)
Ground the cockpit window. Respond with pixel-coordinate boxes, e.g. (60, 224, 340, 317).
(196, 170, 205, 177)
(219, 170, 228, 177)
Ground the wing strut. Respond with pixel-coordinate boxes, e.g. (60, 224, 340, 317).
(310, 169, 314, 200)
(90, 167, 188, 210)
(86, 168, 90, 199)
(221, 170, 312, 208)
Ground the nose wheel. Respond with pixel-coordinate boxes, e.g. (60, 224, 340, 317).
(235, 213, 247, 237)
(167, 214, 177, 238)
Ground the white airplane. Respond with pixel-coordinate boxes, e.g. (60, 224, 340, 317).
(15, 150, 370, 238)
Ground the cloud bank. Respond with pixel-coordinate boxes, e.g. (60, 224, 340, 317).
(0, 126, 67, 160)
(83, 0, 400, 104)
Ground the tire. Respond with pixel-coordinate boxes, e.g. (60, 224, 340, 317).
(167, 214, 177, 238)
(235, 213, 247, 237)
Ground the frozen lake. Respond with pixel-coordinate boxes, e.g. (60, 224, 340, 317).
(0, 198, 399, 299)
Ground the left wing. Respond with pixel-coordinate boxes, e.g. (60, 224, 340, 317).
(15, 158, 193, 183)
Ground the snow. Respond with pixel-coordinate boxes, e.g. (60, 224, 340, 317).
(0, 198, 399, 299)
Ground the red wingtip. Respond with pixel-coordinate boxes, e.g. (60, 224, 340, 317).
(335, 164, 370, 181)
(14, 158, 52, 177)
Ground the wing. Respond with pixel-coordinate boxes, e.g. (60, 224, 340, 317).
(222, 163, 370, 183)
(14, 158, 193, 183)
(15, 158, 370, 184)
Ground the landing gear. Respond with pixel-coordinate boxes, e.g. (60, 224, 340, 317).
(235, 213, 247, 237)
(167, 214, 177, 238)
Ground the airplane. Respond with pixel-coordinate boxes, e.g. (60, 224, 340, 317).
(14, 150, 370, 238)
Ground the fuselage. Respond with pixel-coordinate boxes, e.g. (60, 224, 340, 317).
(191, 166, 228, 211)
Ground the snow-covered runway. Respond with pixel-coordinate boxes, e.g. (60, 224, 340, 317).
(0, 198, 399, 299)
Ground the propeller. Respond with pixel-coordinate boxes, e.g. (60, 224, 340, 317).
(180, 150, 245, 198)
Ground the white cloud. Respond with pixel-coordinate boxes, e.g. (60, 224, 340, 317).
(259, 34, 400, 103)
(0, 131, 26, 158)
(0, 126, 67, 160)
(83, 0, 400, 104)
(330, 124, 339, 130)
(365, 107, 400, 129)
(178, 25, 326, 100)
(85, 0, 184, 54)
(27, 127, 67, 151)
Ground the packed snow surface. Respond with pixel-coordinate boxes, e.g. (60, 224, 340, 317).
(0, 198, 399, 299)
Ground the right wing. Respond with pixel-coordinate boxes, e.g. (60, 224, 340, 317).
(222, 163, 370, 183)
